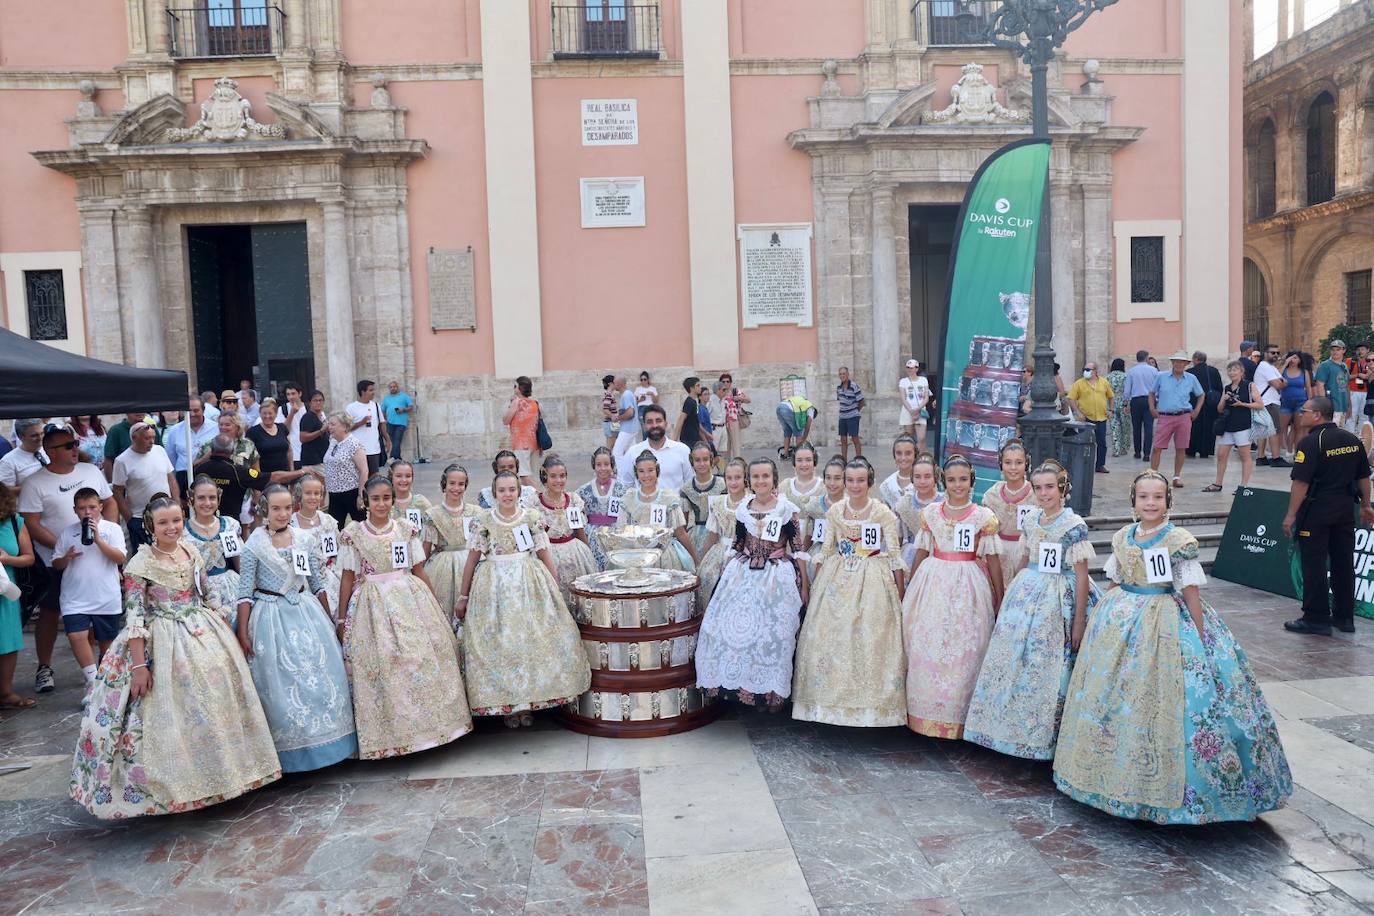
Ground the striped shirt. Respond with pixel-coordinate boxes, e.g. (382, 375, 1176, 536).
(836, 381, 865, 419)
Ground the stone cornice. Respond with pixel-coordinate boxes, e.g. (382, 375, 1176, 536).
(34, 136, 429, 178)
(1245, 190, 1374, 233)
(0, 69, 121, 90)
(787, 123, 1143, 154)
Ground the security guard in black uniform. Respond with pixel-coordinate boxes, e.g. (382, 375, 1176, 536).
(1283, 396, 1373, 634)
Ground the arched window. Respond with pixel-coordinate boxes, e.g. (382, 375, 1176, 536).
(1306, 91, 1337, 206)
(1254, 119, 1277, 219)
(1243, 259, 1270, 349)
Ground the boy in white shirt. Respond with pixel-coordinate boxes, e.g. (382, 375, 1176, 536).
(51, 488, 127, 687)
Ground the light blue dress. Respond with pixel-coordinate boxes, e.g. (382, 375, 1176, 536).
(575, 477, 628, 571)
(236, 527, 358, 772)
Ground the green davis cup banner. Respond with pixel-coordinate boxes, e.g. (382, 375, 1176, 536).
(938, 139, 1049, 495)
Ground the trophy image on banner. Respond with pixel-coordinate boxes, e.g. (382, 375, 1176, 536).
(946, 290, 1028, 462)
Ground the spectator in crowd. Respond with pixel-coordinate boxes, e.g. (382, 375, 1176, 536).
(0, 419, 47, 489)
(708, 381, 729, 461)
(1313, 340, 1351, 430)
(1238, 340, 1259, 383)
(1105, 358, 1131, 457)
(155, 410, 181, 435)
(0, 480, 36, 708)
(1124, 349, 1159, 460)
(1186, 351, 1224, 460)
(1067, 361, 1114, 473)
(219, 390, 240, 415)
(101, 412, 158, 480)
(836, 366, 865, 460)
(899, 359, 932, 449)
(298, 389, 330, 471)
(1278, 350, 1314, 459)
(1149, 350, 1205, 488)
(1147, 356, 1160, 369)
(247, 398, 306, 486)
(719, 372, 750, 460)
(1346, 342, 1371, 437)
(502, 375, 541, 487)
(69, 415, 106, 464)
(600, 374, 619, 450)
(611, 375, 640, 458)
(164, 396, 217, 493)
(1254, 344, 1290, 468)
(634, 372, 659, 429)
(240, 388, 262, 427)
(382, 380, 414, 461)
(1203, 361, 1263, 493)
(697, 384, 716, 454)
(195, 412, 259, 470)
(50, 486, 126, 690)
(345, 379, 389, 476)
(239, 378, 253, 395)
(19, 425, 115, 694)
(674, 376, 704, 449)
(200, 390, 221, 420)
(776, 394, 817, 460)
(197, 435, 270, 534)
(111, 421, 177, 551)
(281, 381, 306, 464)
(618, 404, 693, 491)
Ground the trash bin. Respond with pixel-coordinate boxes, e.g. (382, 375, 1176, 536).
(1057, 421, 1096, 516)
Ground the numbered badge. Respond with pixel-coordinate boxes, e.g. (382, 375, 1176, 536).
(405, 508, 423, 530)
(1037, 541, 1062, 572)
(812, 518, 827, 544)
(565, 506, 586, 530)
(649, 504, 668, 527)
(860, 522, 882, 551)
(607, 496, 624, 518)
(953, 522, 977, 553)
(219, 529, 242, 558)
(762, 516, 783, 541)
(320, 532, 339, 559)
(391, 540, 411, 569)
(291, 547, 312, 577)
(462, 516, 476, 541)
(1016, 504, 1035, 531)
(512, 523, 536, 553)
(1143, 547, 1173, 584)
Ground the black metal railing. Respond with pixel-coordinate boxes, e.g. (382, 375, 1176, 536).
(167, 6, 284, 59)
(916, 0, 1000, 46)
(552, 3, 661, 59)
(1307, 168, 1335, 207)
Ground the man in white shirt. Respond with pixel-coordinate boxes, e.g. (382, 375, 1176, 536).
(617, 404, 693, 491)
(1253, 344, 1290, 468)
(282, 381, 306, 462)
(112, 421, 178, 551)
(0, 419, 47, 488)
(1123, 349, 1160, 460)
(19, 426, 115, 694)
(898, 359, 932, 448)
(346, 378, 389, 476)
(164, 396, 217, 492)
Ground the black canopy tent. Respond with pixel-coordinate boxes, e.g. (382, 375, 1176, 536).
(0, 327, 187, 421)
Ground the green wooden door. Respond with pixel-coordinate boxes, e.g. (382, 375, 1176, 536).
(250, 222, 315, 392)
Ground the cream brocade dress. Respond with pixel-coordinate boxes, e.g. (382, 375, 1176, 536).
(696, 493, 745, 611)
(535, 492, 599, 613)
(339, 518, 473, 759)
(71, 545, 280, 818)
(982, 480, 1033, 586)
(792, 499, 907, 727)
(619, 487, 695, 573)
(392, 493, 435, 528)
(423, 501, 481, 618)
(464, 507, 592, 716)
(291, 511, 342, 613)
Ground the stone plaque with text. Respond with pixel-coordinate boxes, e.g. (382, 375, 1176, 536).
(428, 247, 476, 331)
(738, 223, 813, 328)
(580, 177, 646, 228)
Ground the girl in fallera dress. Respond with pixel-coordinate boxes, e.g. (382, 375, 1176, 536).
(235, 485, 358, 772)
(878, 435, 918, 513)
(337, 475, 472, 759)
(535, 455, 598, 613)
(793, 459, 907, 727)
(696, 458, 749, 610)
(697, 458, 806, 711)
(183, 476, 242, 612)
(780, 444, 826, 549)
(575, 447, 628, 571)
(681, 442, 726, 554)
(1053, 471, 1292, 824)
(459, 471, 591, 727)
(619, 452, 698, 573)
(291, 473, 342, 613)
(72, 495, 280, 818)
(805, 456, 848, 579)
(423, 463, 480, 620)
(388, 459, 433, 528)
(477, 450, 538, 509)
(964, 461, 1099, 759)
(902, 454, 1003, 739)
(895, 453, 944, 570)
(981, 439, 1033, 586)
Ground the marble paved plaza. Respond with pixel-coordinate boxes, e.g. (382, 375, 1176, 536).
(2, 575, 1373, 914)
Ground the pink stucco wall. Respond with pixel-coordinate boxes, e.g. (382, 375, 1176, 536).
(1063, 0, 1177, 59)
(0, 91, 99, 254)
(0, 2, 127, 69)
(727, 0, 865, 59)
(340, 0, 481, 65)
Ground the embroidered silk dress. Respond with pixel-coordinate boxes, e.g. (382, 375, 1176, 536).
(535, 492, 599, 612)
(619, 487, 694, 573)
(793, 499, 907, 727)
(964, 507, 1100, 759)
(696, 493, 745, 611)
(575, 477, 628, 570)
(696, 497, 805, 709)
(878, 473, 916, 564)
(1053, 524, 1292, 824)
(463, 508, 591, 716)
(183, 516, 240, 612)
(392, 492, 434, 529)
(894, 491, 942, 570)
(291, 511, 342, 613)
(236, 528, 358, 772)
(338, 518, 472, 758)
(681, 475, 727, 553)
(422, 501, 481, 618)
(71, 545, 280, 818)
(901, 502, 1002, 738)
(477, 484, 538, 510)
(982, 481, 1033, 586)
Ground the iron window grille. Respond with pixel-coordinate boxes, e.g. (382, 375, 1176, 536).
(23, 270, 68, 342)
(1129, 236, 1165, 304)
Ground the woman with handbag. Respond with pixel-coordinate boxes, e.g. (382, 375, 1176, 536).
(1186, 352, 1224, 459)
(720, 372, 751, 460)
(1202, 361, 1263, 493)
(503, 376, 543, 488)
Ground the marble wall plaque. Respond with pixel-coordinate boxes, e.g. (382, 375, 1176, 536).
(738, 223, 814, 328)
(580, 177, 646, 228)
(582, 99, 638, 145)
(427, 246, 476, 330)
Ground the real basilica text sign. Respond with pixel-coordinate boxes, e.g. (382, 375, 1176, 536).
(737, 223, 813, 328)
(581, 99, 638, 145)
(580, 177, 646, 228)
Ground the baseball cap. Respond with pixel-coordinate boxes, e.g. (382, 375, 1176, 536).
(905, 359, 919, 369)
(1330, 339, 1347, 349)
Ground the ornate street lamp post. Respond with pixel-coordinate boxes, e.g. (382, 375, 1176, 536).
(983, 0, 1119, 464)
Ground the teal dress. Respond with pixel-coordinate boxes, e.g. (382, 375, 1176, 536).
(0, 515, 23, 655)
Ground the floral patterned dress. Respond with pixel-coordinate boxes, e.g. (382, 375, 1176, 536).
(575, 477, 628, 570)
(392, 492, 434, 529)
(423, 501, 480, 618)
(291, 511, 342, 613)
(1053, 524, 1292, 824)
(982, 480, 1033, 586)
(1107, 368, 1131, 456)
(619, 487, 694, 573)
(696, 493, 746, 611)
(781, 475, 826, 545)
(877, 472, 916, 561)
(681, 475, 727, 553)
(236, 528, 358, 772)
(338, 518, 472, 759)
(71, 545, 280, 818)
(696, 497, 805, 709)
(793, 499, 907, 727)
(183, 516, 240, 613)
(535, 492, 599, 612)
(901, 502, 1002, 738)
(463, 507, 591, 716)
(964, 507, 1100, 759)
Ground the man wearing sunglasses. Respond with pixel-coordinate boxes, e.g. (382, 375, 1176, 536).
(17, 427, 115, 694)
(0, 419, 47, 488)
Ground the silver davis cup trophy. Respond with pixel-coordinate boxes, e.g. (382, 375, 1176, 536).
(595, 525, 674, 586)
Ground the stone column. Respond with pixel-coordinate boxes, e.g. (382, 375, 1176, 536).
(1278, 0, 1291, 41)
(814, 184, 858, 440)
(79, 207, 124, 364)
(1081, 185, 1113, 367)
(321, 199, 358, 407)
(122, 206, 165, 369)
(870, 183, 902, 391)
(1336, 73, 1363, 196)
(1049, 181, 1079, 369)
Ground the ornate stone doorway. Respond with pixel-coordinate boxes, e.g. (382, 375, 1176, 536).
(908, 204, 958, 371)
